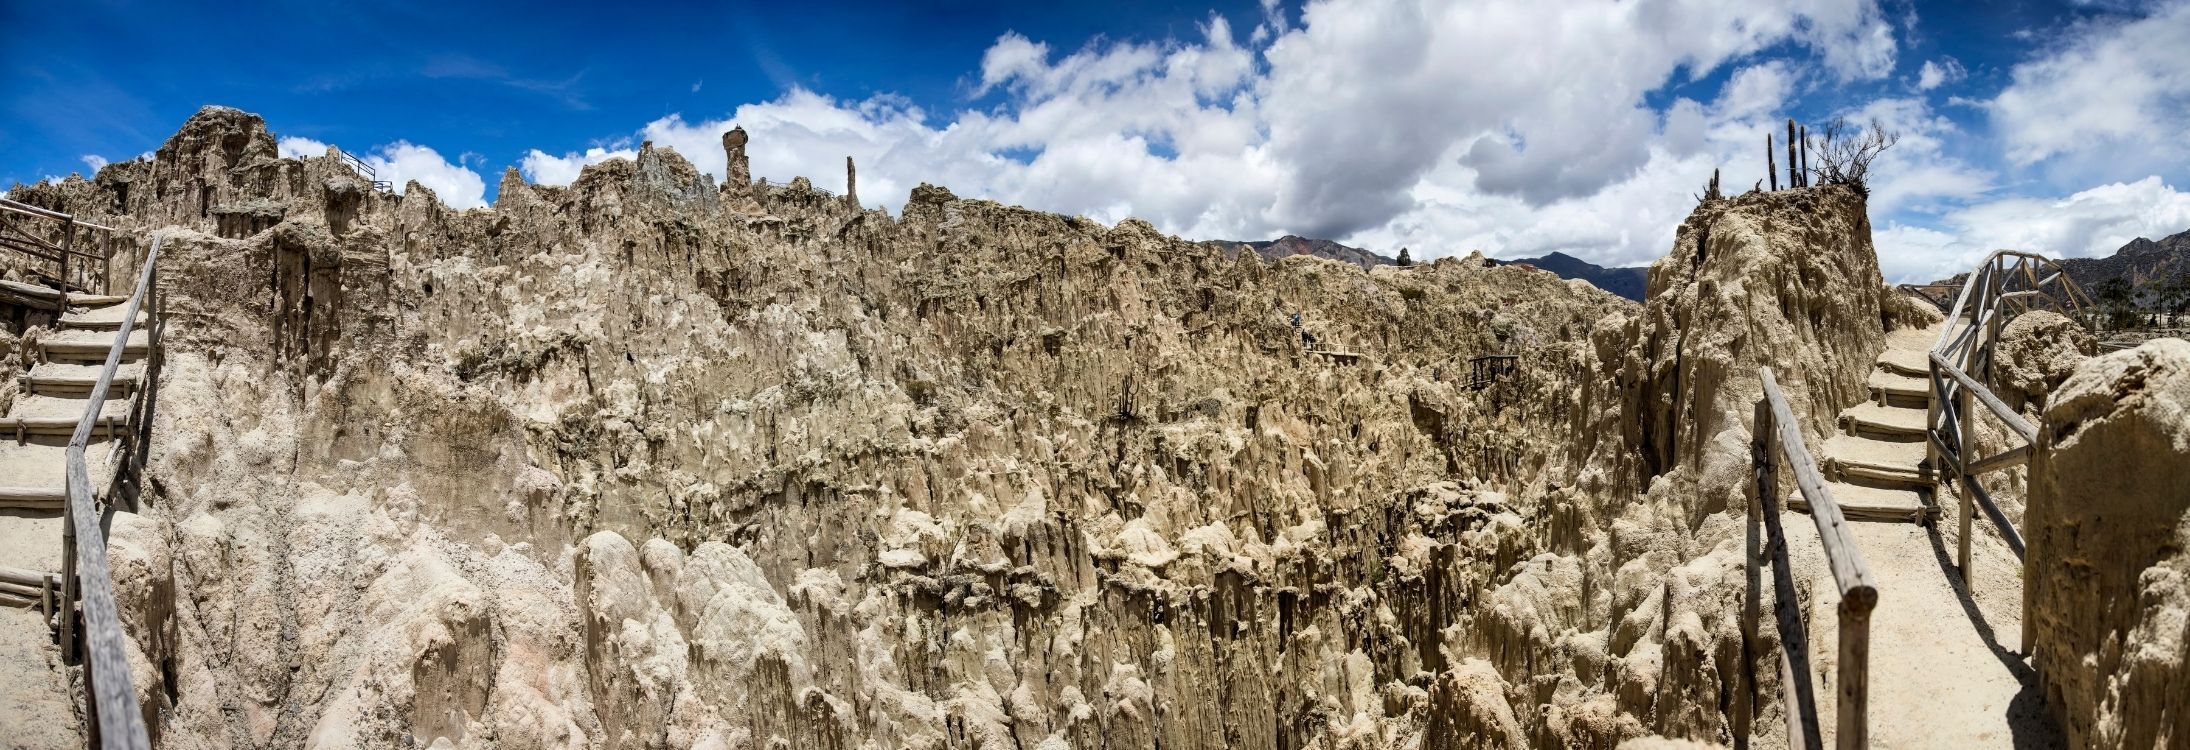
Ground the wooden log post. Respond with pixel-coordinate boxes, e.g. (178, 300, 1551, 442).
(60, 219, 73, 294)
(1926, 359, 1942, 486)
(60, 514, 76, 663)
(1786, 119, 1800, 190)
(1738, 398, 1773, 750)
(1971, 355, 1988, 583)
(1768, 134, 1779, 191)
(1837, 591, 1875, 750)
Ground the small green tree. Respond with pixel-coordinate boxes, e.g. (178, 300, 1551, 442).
(2165, 272, 2190, 324)
(1397, 247, 1412, 267)
(2098, 277, 2140, 330)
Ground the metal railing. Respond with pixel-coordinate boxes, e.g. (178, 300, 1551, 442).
(58, 234, 160, 749)
(0, 197, 124, 297)
(331, 147, 394, 193)
(1739, 367, 1876, 750)
(1922, 250, 2087, 582)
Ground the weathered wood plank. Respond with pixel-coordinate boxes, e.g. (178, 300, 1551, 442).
(62, 233, 157, 750)
(1838, 599, 1873, 750)
(1935, 353, 2032, 445)
(1760, 368, 1875, 598)
(0, 566, 56, 587)
(1960, 475, 2026, 560)
(1966, 444, 2032, 475)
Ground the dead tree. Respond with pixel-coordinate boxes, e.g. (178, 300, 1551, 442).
(1811, 118, 1901, 196)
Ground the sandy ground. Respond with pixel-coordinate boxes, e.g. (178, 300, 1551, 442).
(1788, 512, 2064, 749)
(0, 607, 80, 749)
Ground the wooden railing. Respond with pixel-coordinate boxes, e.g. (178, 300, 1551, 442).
(1739, 367, 1876, 750)
(58, 234, 160, 749)
(1928, 352, 2032, 574)
(1921, 250, 2084, 582)
(0, 197, 125, 296)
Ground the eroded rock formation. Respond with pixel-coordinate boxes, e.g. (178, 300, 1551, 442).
(2025, 339, 2190, 749)
(2, 106, 1939, 749)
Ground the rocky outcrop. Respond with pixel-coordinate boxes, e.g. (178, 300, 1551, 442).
(1627, 186, 1896, 479)
(5, 107, 1931, 750)
(1996, 311, 2097, 411)
(2024, 338, 2190, 749)
(12, 106, 1661, 749)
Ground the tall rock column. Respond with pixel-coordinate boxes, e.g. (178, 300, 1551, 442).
(845, 156, 857, 206)
(2024, 338, 2190, 748)
(722, 127, 751, 194)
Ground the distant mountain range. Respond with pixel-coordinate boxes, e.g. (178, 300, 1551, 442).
(1490, 252, 1650, 301)
(1924, 228, 2190, 306)
(1201, 235, 1651, 301)
(2057, 228, 2190, 303)
(1200, 235, 1399, 269)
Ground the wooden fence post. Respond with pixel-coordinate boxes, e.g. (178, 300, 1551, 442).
(1738, 398, 1770, 749)
(60, 514, 76, 664)
(60, 219, 74, 293)
(1961, 264, 2008, 585)
(1837, 592, 1875, 750)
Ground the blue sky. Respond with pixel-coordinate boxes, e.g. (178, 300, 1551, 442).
(6, 0, 2188, 282)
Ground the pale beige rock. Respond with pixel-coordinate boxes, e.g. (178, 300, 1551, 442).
(4, 105, 2161, 750)
(2025, 338, 2190, 749)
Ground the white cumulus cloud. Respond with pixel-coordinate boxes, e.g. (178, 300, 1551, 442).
(520, 145, 636, 185)
(363, 142, 488, 209)
(1915, 57, 1965, 90)
(510, 0, 1902, 267)
(277, 136, 330, 160)
(1876, 176, 2190, 282)
(1988, 1, 2190, 174)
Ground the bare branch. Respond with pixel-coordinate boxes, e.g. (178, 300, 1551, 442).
(1809, 117, 1900, 195)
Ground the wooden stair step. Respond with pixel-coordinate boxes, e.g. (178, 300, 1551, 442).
(59, 305, 148, 331)
(0, 486, 65, 510)
(1821, 434, 1931, 488)
(1875, 347, 1929, 377)
(0, 279, 66, 310)
(66, 292, 130, 307)
(0, 567, 58, 600)
(1868, 370, 1928, 401)
(0, 394, 130, 436)
(21, 361, 143, 395)
(1788, 482, 1933, 523)
(37, 329, 148, 359)
(1842, 401, 1927, 438)
(0, 440, 113, 509)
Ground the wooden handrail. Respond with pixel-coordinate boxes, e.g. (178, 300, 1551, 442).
(0, 197, 118, 233)
(62, 233, 158, 749)
(1742, 367, 1875, 750)
(1918, 248, 2088, 587)
(0, 196, 72, 221)
(1927, 352, 2036, 443)
(1761, 369, 1877, 600)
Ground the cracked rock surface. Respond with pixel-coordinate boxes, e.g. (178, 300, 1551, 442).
(2, 106, 2028, 750)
